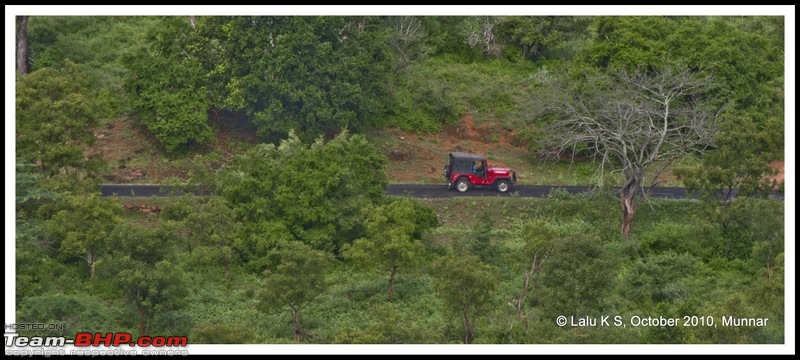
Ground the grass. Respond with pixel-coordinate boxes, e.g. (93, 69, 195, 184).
(94, 116, 687, 188)
(61, 190, 786, 345)
(365, 128, 686, 187)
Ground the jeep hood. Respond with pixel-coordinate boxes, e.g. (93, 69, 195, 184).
(489, 167, 512, 172)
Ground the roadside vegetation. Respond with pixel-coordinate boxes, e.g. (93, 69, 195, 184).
(14, 14, 785, 344)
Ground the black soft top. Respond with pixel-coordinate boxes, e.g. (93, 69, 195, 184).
(449, 152, 486, 162)
(448, 152, 486, 174)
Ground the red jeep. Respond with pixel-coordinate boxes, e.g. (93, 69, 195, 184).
(443, 152, 517, 193)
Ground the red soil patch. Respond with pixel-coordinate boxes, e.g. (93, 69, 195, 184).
(86, 116, 173, 183)
(770, 160, 784, 184)
(378, 115, 527, 183)
(87, 116, 258, 183)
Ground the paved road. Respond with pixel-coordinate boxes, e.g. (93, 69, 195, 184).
(100, 183, 709, 199)
(388, 184, 699, 199)
(100, 183, 784, 200)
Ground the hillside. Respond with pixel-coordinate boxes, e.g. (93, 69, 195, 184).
(86, 114, 533, 184)
(87, 114, 784, 188)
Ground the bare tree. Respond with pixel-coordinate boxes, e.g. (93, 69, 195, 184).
(538, 67, 720, 238)
(515, 244, 550, 327)
(464, 16, 501, 59)
(388, 16, 426, 66)
(17, 15, 28, 74)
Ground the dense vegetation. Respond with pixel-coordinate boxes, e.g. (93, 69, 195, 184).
(14, 15, 785, 345)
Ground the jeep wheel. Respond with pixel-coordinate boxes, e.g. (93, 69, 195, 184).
(496, 180, 511, 193)
(456, 178, 470, 193)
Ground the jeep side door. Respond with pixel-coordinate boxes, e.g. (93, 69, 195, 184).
(474, 160, 490, 185)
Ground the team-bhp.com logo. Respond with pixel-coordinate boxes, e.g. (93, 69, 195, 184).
(5, 329, 188, 356)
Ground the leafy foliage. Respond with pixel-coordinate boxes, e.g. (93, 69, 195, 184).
(125, 17, 212, 152)
(42, 194, 121, 278)
(462, 212, 500, 264)
(173, 196, 239, 278)
(539, 234, 618, 318)
(622, 251, 702, 306)
(16, 62, 112, 176)
(677, 114, 781, 204)
(17, 293, 117, 337)
(194, 16, 393, 142)
(15, 159, 61, 218)
(217, 130, 388, 258)
(257, 241, 333, 342)
(342, 197, 436, 301)
(25, 16, 157, 114)
(430, 254, 499, 344)
(110, 258, 189, 336)
(15, 15, 786, 346)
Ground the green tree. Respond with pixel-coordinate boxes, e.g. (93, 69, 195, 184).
(667, 17, 784, 137)
(749, 199, 784, 280)
(15, 159, 61, 218)
(430, 254, 498, 344)
(217, 130, 388, 257)
(507, 221, 555, 328)
(676, 114, 782, 260)
(16, 223, 71, 303)
(677, 115, 781, 224)
(24, 16, 159, 112)
(193, 16, 393, 142)
(464, 212, 499, 264)
(622, 251, 702, 307)
(111, 258, 189, 337)
(579, 16, 784, 147)
(17, 293, 115, 337)
(102, 223, 188, 336)
(336, 302, 443, 344)
(495, 16, 591, 61)
(16, 62, 111, 176)
(175, 196, 239, 279)
(342, 198, 436, 302)
(540, 234, 617, 318)
(751, 252, 784, 331)
(581, 16, 674, 70)
(125, 16, 212, 152)
(257, 241, 333, 343)
(42, 194, 120, 278)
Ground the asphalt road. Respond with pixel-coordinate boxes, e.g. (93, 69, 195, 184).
(384, 184, 698, 199)
(100, 183, 710, 199)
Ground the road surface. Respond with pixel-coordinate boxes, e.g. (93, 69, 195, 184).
(100, 184, 709, 199)
(99, 183, 785, 200)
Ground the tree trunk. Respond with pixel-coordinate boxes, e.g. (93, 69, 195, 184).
(620, 194, 636, 238)
(516, 261, 535, 321)
(462, 310, 474, 344)
(87, 249, 96, 278)
(189, 16, 196, 30)
(718, 201, 732, 258)
(17, 16, 28, 74)
(619, 173, 641, 238)
(138, 307, 147, 337)
(388, 264, 397, 302)
(292, 308, 301, 343)
(532, 270, 542, 306)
